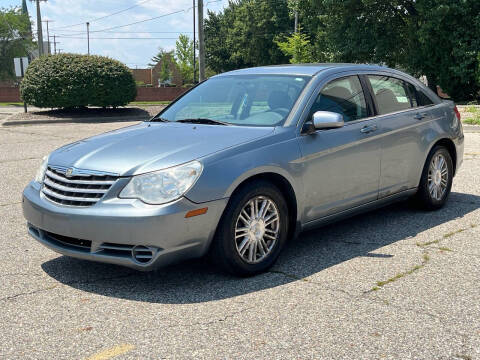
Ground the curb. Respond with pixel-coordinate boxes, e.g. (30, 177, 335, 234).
(463, 124, 480, 133)
(2, 116, 150, 126)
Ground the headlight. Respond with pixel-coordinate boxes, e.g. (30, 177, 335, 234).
(119, 161, 203, 204)
(34, 155, 49, 183)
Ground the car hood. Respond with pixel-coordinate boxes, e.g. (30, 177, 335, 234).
(49, 122, 274, 176)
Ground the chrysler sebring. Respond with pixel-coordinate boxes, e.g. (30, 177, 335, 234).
(23, 64, 464, 276)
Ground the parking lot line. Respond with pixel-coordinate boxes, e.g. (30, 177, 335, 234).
(85, 344, 135, 360)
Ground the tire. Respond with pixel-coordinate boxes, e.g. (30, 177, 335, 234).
(210, 180, 289, 276)
(413, 145, 453, 210)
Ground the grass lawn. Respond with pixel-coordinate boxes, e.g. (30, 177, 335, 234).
(463, 105, 480, 125)
(128, 101, 171, 106)
(0, 102, 24, 107)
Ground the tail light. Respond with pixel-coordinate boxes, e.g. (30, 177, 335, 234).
(454, 105, 461, 121)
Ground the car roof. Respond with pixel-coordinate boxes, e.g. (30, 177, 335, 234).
(216, 63, 389, 77)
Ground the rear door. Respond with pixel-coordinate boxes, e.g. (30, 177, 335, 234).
(365, 75, 436, 198)
(297, 75, 381, 222)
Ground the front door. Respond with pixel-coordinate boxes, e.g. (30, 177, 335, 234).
(297, 75, 381, 222)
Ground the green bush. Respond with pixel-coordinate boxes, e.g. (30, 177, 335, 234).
(20, 53, 137, 108)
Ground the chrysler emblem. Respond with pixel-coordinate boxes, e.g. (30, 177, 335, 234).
(65, 168, 74, 178)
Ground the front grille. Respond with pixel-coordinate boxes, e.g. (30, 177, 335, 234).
(42, 166, 118, 207)
(44, 231, 92, 251)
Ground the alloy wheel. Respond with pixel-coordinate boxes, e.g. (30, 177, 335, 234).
(428, 153, 449, 201)
(234, 196, 280, 264)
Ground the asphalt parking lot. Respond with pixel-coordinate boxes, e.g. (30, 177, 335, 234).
(1, 113, 479, 359)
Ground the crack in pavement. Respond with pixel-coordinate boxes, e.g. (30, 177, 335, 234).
(0, 201, 21, 207)
(0, 272, 137, 302)
(268, 267, 472, 348)
(0, 157, 41, 164)
(0, 127, 77, 141)
(0, 272, 43, 278)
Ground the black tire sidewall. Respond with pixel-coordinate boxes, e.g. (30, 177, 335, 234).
(213, 181, 289, 276)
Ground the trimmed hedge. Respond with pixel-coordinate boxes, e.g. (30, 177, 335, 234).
(20, 54, 137, 108)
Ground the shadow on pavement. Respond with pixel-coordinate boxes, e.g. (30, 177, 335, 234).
(2, 107, 151, 126)
(41, 192, 480, 304)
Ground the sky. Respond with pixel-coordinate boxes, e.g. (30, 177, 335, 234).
(3, 0, 229, 68)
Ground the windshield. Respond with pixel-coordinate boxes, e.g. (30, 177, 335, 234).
(154, 75, 311, 127)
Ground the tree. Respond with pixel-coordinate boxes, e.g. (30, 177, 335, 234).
(301, 0, 480, 101)
(275, 29, 314, 64)
(158, 57, 171, 84)
(205, 0, 291, 73)
(0, 7, 33, 81)
(149, 47, 169, 68)
(175, 34, 194, 84)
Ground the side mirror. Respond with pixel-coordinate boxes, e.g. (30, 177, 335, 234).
(312, 111, 344, 130)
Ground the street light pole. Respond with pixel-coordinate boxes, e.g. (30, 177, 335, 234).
(86, 22, 90, 55)
(192, 0, 196, 84)
(198, 0, 205, 82)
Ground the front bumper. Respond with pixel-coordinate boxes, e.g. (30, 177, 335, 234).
(23, 181, 228, 270)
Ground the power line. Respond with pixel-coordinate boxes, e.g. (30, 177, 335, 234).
(89, 9, 186, 33)
(50, 0, 155, 30)
(53, 30, 194, 34)
(55, 36, 179, 40)
(49, 0, 223, 32)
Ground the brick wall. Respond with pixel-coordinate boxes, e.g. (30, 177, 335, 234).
(131, 69, 152, 85)
(0, 86, 190, 103)
(0, 87, 21, 102)
(135, 87, 189, 101)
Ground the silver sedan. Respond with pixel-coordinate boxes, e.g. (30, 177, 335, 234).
(23, 64, 464, 276)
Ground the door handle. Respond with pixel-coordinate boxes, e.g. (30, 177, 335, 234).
(414, 113, 428, 120)
(360, 124, 377, 134)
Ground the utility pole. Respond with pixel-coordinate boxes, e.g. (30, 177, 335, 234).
(86, 22, 90, 55)
(42, 19, 53, 54)
(53, 34, 59, 54)
(34, 0, 44, 55)
(198, 0, 205, 82)
(192, 0, 196, 84)
(294, 11, 298, 33)
(57, 48, 63, 54)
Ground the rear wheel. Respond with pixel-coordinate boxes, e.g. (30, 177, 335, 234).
(413, 146, 453, 210)
(211, 181, 288, 276)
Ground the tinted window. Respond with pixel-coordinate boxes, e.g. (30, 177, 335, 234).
(416, 89, 434, 106)
(368, 76, 415, 115)
(158, 75, 310, 127)
(309, 76, 367, 122)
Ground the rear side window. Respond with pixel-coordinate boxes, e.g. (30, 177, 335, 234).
(309, 76, 367, 122)
(416, 90, 434, 106)
(368, 75, 416, 115)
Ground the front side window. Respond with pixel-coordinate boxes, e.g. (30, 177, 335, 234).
(368, 75, 416, 115)
(308, 76, 367, 122)
(156, 75, 311, 127)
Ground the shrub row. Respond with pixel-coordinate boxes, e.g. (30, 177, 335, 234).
(21, 53, 136, 108)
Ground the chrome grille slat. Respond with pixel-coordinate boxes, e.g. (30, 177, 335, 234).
(45, 170, 116, 185)
(43, 178, 109, 194)
(42, 187, 100, 202)
(42, 166, 118, 207)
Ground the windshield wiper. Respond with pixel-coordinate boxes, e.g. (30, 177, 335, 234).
(149, 116, 171, 122)
(176, 118, 232, 126)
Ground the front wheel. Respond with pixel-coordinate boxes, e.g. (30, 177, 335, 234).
(413, 146, 453, 210)
(211, 181, 289, 276)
